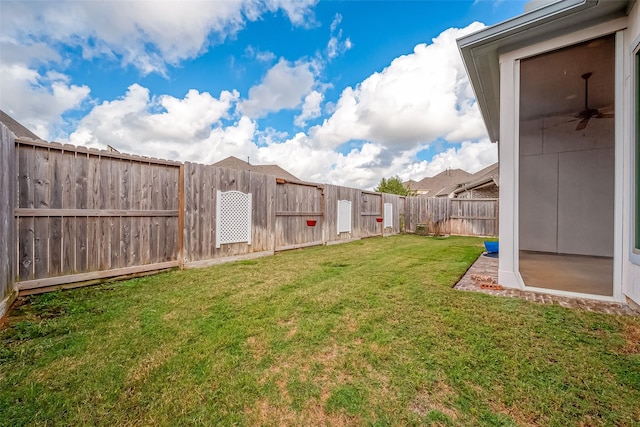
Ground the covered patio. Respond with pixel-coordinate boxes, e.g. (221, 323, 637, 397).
(456, 0, 634, 304)
(455, 252, 634, 315)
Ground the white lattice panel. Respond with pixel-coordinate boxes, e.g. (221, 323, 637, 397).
(384, 203, 393, 228)
(216, 190, 252, 248)
(337, 200, 352, 234)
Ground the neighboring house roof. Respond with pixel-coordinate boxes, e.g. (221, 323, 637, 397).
(451, 163, 499, 196)
(457, 0, 631, 143)
(212, 156, 300, 181)
(0, 109, 41, 140)
(403, 180, 420, 192)
(403, 163, 499, 197)
(405, 169, 471, 197)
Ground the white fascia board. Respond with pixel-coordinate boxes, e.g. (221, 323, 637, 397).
(457, 0, 594, 49)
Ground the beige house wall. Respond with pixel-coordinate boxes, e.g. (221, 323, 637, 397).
(623, 4, 640, 306)
(519, 115, 615, 257)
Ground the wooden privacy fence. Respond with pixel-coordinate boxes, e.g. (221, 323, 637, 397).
(0, 133, 497, 305)
(14, 139, 181, 294)
(405, 197, 498, 237)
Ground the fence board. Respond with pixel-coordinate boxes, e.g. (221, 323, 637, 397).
(129, 160, 141, 266)
(33, 146, 50, 278)
(120, 159, 131, 267)
(17, 144, 34, 280)
(149, 164, 160, 263)
(109, 158, 121, 269)
(61, 148, 75, 274)
(75, 150, 88, 273)
(198, 163, 206, 259)
(165, 166, 179, 261)
(0, 125, 16, 312)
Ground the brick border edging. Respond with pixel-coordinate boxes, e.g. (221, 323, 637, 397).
(455, 252, 639, 317)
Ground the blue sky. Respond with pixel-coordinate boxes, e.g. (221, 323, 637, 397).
(0, 0, 528, 189)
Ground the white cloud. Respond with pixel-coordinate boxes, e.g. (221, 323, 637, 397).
(294, 91, 324, 127)
(1, 0, 318, 75)
(64, 78, 497, 190)
(68, 84, 241, 161)
(270, 0, 320, 27)
(330, 14, 342, 32)
(327, 37, 339, 59)
(433, 139, 498, 173)
(327, 33, 352, 59)
(8, 18, 497, 192)
(311, 22, 488, 150)
(0, 64, 90, 140)
(239, 58, 316, 118)
(0, 40, 60, 67)
(326, 13, 352, 60)
(256, 132, 339, 182)
(0, 0, 319, 144)
(245, 45, 276, 63)
(397, 139, 498, 183)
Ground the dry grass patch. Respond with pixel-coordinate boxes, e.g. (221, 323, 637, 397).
(125, 345, 176, 384)
(489, 398, 543, 427)
(410, 380, 458, 420)
(246, 335, 267, 361)
(621, 322, 640, 354)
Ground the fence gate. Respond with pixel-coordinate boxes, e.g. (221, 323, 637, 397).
(274, 181, 324, 251)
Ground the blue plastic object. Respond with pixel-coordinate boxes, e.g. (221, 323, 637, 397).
(484, 241, 499, 253)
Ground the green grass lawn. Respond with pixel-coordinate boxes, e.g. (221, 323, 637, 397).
(1, 235, 639, 426)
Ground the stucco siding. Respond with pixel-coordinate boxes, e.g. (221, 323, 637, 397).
(623, 3, 640, 305)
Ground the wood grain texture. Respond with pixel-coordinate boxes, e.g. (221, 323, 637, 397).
(17, 143, 34, 280)
(360, 191, 382, 238)
(404, 197, 497, 237)
(14, 143, 181, 284)
(15, 209, 180, 217)
(274, 181, 323, 250)
(16, 261, 179, 291)
(0, 125, 16, 304)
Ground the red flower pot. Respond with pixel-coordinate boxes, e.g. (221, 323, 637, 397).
(306, 220, 317, 226)
(376, 218, 383, 223)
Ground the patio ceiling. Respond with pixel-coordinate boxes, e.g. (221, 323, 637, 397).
(520, 33, 615, 122)
(457, 0, 632, 142)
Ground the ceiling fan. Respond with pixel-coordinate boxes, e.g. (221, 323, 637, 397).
(573, 72, 613, 131)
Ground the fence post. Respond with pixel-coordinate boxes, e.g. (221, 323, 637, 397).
(0, 124, 17, 317)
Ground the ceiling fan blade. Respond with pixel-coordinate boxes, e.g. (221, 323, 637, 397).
(598, 105, 614, 114)
(575, 117, 590, 131)
(598, 112, 614, 119)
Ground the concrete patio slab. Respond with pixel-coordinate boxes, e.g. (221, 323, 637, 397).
(455, 253, 638, 316)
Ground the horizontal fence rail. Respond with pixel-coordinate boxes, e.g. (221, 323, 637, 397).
(0, 134, 497, 302)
